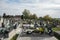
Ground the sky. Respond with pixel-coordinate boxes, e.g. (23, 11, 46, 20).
(0, 0, 60, 18)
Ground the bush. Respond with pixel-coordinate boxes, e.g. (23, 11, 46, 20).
(54, 32, 60, 40)
(39, 28, 44, 32)
(52, 27, 60, 31)
(10, 34, 19, 40)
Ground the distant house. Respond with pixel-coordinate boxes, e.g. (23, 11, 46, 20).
(3, 15, 21, 23)
(13, 15, 21, 22)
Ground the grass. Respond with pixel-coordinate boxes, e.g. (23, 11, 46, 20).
(52, 27, 60, 31)
(10, 34, 19, 40)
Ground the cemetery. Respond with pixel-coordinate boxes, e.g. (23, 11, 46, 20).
(0, 12, 60, 40)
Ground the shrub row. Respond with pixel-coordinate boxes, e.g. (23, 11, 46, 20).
(54, 32, 60, 40)
(10, 34, 19, 40)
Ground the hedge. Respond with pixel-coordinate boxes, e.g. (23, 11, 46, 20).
(10, 34, 19, 40)
(54, 32, 60, 40)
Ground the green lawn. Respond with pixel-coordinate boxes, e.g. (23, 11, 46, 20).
(52, 27, 60, 31)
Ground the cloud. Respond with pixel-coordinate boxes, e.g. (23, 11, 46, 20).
(0, 0, 60, 18)
(5, 0, 38, 4)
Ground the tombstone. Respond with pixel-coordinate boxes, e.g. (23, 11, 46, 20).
(39, 20, 44, 27)
(34, 22, 38, 28)
(47, 24, 53, 35)
(14, 24, 17, 29)
(4, 30, 9, 38)
(1, 23, 5, 28)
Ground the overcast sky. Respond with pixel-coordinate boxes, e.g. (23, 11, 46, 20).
(0, 0, 60, 18)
